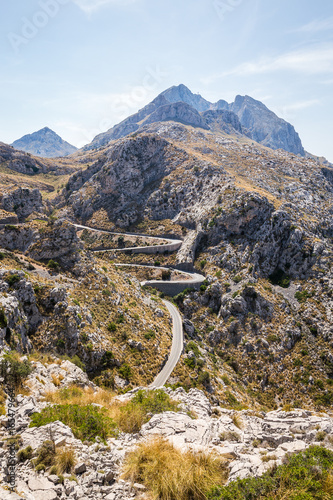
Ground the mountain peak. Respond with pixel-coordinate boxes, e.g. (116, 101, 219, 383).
(160, 84, 212, 112)
(85, 84, 305, 156)
(39, 126, 54, 133)
(11, 127, 77, 158)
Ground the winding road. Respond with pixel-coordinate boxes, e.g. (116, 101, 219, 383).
(150, 300, 184, 388)
(74, 223, 205, 386)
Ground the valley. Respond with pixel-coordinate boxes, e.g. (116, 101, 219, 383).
(0, 84, 333, 499)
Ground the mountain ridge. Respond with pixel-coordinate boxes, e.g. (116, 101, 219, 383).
(11, 126, 77, 158)
(84, 84, 305, 156)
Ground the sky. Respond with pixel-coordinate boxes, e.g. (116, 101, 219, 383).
(0, 0, 333, 160)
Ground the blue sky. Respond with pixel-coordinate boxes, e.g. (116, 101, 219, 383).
(0, 0, 333, 160)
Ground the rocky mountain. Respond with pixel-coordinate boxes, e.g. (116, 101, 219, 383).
(85, 84, 304, 156)
(228, 95, 304, 155)
(160, 83, 212, 111)
(0, 87, 332, 499)
(11, 127, 77, 158)
(49, 120, 333, 411)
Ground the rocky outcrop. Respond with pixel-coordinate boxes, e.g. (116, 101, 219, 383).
(11, 127, 77, 158)
(0, 270, 42, 350)
(202, 109, 244, 135)
(0, 220, 82, 268)
(28, 220, 82, 264)
(1, 187, 44, 221)
(142, 102, 209, 130)
(68, 135, 186, 226)
(0, 142, 48, 175)
(1, 370, 333, 500)
(0, 209, 18, 225)
(160, 84, 212, 112)
(229, 95, 305, 156)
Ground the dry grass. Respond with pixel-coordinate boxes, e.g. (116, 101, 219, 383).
(44, 384, 115, 407)
(28, 351, 57, 365)
(54, 447, 76, 474)
(231, 413, 243, 429)
(122, 437, 229, 500)
(51, 374, 64, 387)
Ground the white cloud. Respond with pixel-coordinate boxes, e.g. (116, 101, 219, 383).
(273, 99, 320, 122)
(223, 45, 333, 77)
(72, 0, 138, 14)
(294, 17, 333, 33)
(281, 99, 320, 113)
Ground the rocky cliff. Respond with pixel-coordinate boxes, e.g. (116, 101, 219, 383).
(229, 95, 305, 156)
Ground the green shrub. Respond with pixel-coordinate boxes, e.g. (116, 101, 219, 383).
(221, 375, 231, 385)
(0, 308, 7, 328)
(119, 363, 132, 380)
(316, 391, 333, 407)
(118, 390, 180, 433)
(184, 357, 196, 369)
(268, 269, 290, 288)
(198, 371, 210, 386)
(174, 288, 192, 304)
(107, 322, 117, 332)
(117, 236, 125, 247)
(225, 391, 243, 410)
(132, 389, 179, 415)
(35, 463, 46, 472)
(30, 405, 117, 442)
(186, 341, 200, 357)
(207, 446, 333, 500)
(161, 270, 171, 280)
(0, 352, 32, 389)
(57, 339, 65, 349)
(116, 314, 124, 324)
(144, 329, 156, 340)
(295, 290, 311, 303)
(233, 275, 242, 284)
(100, 351, 114, 369)
(316, 431, 327, 442)
(47, 260, 60, 270)
(33, 440, 55, 469)
(5, 274, 21, 287)
(17, 445, 33, 462)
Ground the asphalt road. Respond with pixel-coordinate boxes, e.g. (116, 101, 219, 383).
(73, 223, 188, 387)
(150, 299, 184, 388)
